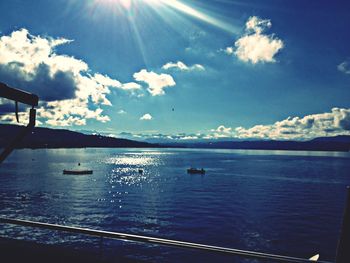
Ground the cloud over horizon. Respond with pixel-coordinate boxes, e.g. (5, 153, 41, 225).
(227, 16, 284, 64)
(115, 108, 350, 142)
(235, 108, 350, 140)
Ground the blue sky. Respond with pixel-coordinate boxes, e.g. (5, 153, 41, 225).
(0, 0, 349, 141)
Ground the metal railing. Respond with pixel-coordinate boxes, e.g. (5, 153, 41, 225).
(0, 82, 39, 107)
(0, 217, 332, 263)
(0, 82, 39, 163)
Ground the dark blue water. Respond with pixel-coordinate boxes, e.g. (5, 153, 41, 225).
(0, 148, 349, 262)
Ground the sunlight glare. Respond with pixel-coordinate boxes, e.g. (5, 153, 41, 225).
(148, 0, 236, 33)
(120, 0, 132, 9)
(97, 0, 132, 9)
(96, 0, 236, 33)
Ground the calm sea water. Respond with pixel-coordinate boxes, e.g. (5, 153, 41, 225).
(0, 148, 350, 262)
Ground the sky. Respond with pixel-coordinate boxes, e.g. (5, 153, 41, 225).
(0, 0, 349, 141)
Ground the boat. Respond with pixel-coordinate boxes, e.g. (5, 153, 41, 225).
(63, 170, 93, 175)
(187, 168, 205, 174)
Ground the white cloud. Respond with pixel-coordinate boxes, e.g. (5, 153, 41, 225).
(338, 61, 350, 74)
(140, 113, 153, 120)
(37, 99, 110, 127)
(0, 111, 43, 126)
(117, 132, 206, 141)
(93, 73, 122, 88)
(128, 108, 350, 141)
(133, 69, 175, 96)
(117, 109, 127, 114)
(234, 34, 284, 64)
(0, 29, 138, 127)
(0, 29, 75, 78)
(235, 108, 350, 140)
(106, 108, 350, 142)
(224, 47, 234, 55)
(120, 82, 142, 90)
(179, 135, 199, 140)
(245, 16, 271, 34)
(226, 16, 283, 64)
(120, 82, 144, 97)
(216, 125, 232, 134)
(209, 125, 234, 138)
(162, 61, 205, 71)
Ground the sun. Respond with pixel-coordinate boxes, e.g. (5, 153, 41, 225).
(93, 0, 235, 33)
(95, 0, 133, 9)
(118, 0, 133, 9)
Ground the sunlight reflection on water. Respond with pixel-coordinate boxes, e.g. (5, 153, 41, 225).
(124, 151, 174, 156)
(109, 169, 149, 186)
(104, 152, 163, 186)
(1, 148, 350, 262)
(104, 153, 163, 167)
(105, 156, 154, 166)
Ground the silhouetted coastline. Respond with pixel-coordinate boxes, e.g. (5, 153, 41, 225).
(0, 124, 349, 151)
(165, 136, 350, 152)
(0, 124, 157, 149)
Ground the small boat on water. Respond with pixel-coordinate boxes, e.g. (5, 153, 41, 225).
(187, 168, 205, 174)
(63, 170, 93, 175)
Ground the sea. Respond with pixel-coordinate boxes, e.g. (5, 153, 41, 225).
(0, 148, 349, 262)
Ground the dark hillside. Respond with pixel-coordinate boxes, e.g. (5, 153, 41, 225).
(0, 124, 156, 149)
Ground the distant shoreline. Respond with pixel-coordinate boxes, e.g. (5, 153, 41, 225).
(2, 145, 349, 153)
(1, 124, 349, 152)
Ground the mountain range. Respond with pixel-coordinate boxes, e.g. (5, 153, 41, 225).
(164, 136, 350, 152)
(0, 124, 349, 152)
(0, 124, 155, 149)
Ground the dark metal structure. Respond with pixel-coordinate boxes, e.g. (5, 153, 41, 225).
(0, 217, 332, 263)
(335, 187, 350, 263)
(0, 82, 39, 163)
(1, 188, 350, 263)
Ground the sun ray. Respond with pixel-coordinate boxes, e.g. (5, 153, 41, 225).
(86, 0, 239, 66)
(95, 0, 133, 10)
(93, 0, 238, 34)
(127, 15, 150, 67)
(158, 0, 237, 34)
